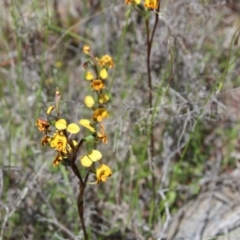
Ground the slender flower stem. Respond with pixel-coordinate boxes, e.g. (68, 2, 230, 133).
(145, 18, 154, 159)
(89, 50, 99, 79)
(145, 1, 161, 160)
(70, 137, 88, 239)
(78, 181, 88, 240)
(145, 1, 161, 226)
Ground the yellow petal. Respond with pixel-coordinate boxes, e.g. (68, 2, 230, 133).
(91, 80, 105, 91)
(88, 150, 102, 162)
(46, 106, 55, 115)
(50, 132, 67, 153)
(100, 68, 108, 79)
(84, 95, 95, 108)
(96, 164, 112, 184)
(144, 0, 158, 9)
(80, 156, 93, 167)
(85, 71, 94, 81)
(83, 45, 90, 54)
(125, 0, 141, 4)
(67, 123, 80, 134)
(93, 108, 109, 122)
(72, 140, 78, 146)
(99, 94, 109, 104)
(79, 119, 96, 132)
(55, 119, 67, 130)
(79, 119, 90, 125)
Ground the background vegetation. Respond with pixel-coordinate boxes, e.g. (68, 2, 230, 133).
(1, 0, 240, 239)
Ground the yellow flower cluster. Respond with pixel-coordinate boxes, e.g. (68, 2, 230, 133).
(125, 0, 159, 10)
(83, 45, 114, 123)
(36, 103, 80, 167)
(144, 0, 158, 9)
(125, 0, 141, 4)
(36, 88, 112, 184)
(95, 55, 115, 69)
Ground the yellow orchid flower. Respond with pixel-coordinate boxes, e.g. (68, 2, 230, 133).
(96, 164, 112, 184)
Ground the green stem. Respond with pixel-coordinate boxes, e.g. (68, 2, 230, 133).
(144, 0, 161, 227)
(145, 18, 154, 159)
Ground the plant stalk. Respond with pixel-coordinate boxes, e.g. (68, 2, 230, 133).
(145, 1, 161, 161)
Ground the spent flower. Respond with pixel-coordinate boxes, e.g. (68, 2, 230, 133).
(36, 118, 50, 133)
